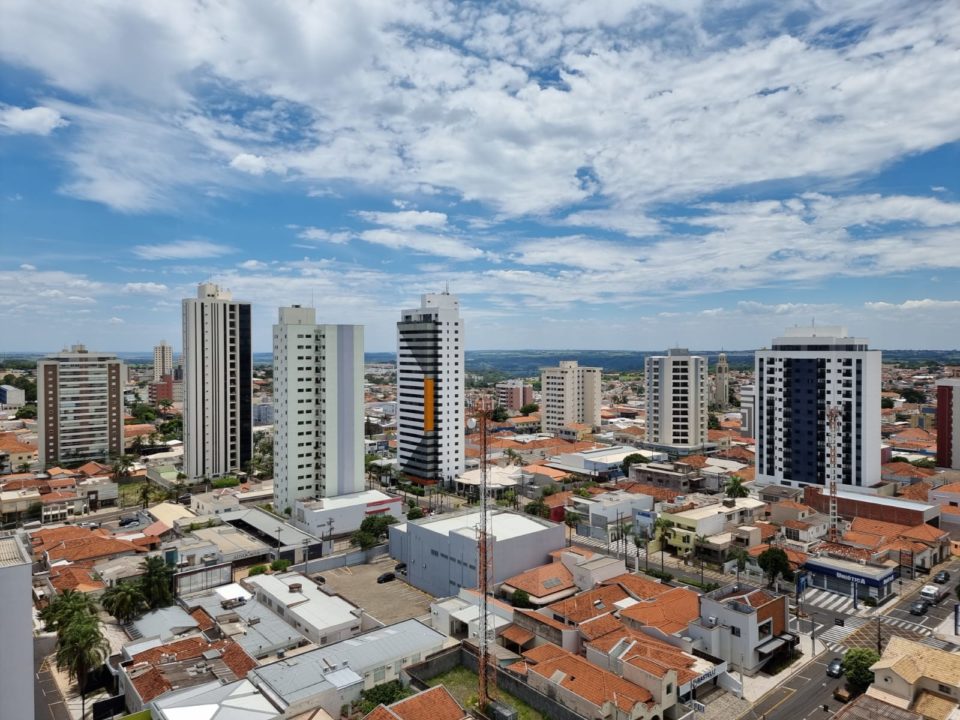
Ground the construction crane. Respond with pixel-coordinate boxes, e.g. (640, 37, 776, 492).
(826, 405, 842, 543)
(468, 395, 496, 712)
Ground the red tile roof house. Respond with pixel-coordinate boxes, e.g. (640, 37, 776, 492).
(506, 643, 666, 720)
(363, 685, 469, 720)
(119, 636, 256, 713)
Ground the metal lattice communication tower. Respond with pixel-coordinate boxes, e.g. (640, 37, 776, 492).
(827, 405, 842, 543)
(474, 394, 495, 711)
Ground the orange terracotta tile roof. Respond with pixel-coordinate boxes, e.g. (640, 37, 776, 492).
(124, 423, 156, 438)
(516, 609, 570, 632)
(364, 707, 399, 720)
(940, 504, 960, 516)
(46, 477, 77, 489)
(541, 490, 574, 508)
(76, 461, 111, 477)
(49, 565, 105, 593)
(526, 648, 654, 711)
(849, 516, 912, 538)
(680, 455, 710, 469)
(578, 613, 624, 640)
(900, 523, 948, 542)
(754, 522, 778, 540)
(898, 482, 931, 501)
(31, 526, 97, 553)
(383, 686, 468, 720)
(891, 427, 936, 443)
(937, 482, 960, 495)
(748, 543, 809, 566)
(46, 535, 145, 563)
(500, 624, 536, 646)
(503, 563, 575, 599)
(842, 530, 885, 549)
(41, 490, 81, 504)
(719, 446, 755, 462)
(783, 519, 812, 531)
(522, 464, 569, 481)
(129, 637, 256, 703)
(548, 585, 629, 623)
(604, 573, 673, 600)
(620, 482, 679, 502)
(0, 431, 36, 454)
(190, 607, 216, 632)
(521, 643, 569, 663)
(618, 586, 700, 635)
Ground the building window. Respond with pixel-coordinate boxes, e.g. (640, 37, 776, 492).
(939, 684, 951, 694)
(730, 626, 741, 637)
(374, 667, 386, 682)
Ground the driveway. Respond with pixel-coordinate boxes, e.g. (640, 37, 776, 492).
(314, 556, 434, 625)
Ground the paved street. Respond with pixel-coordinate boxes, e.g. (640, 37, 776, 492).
(745, 652, 844, 720)
(35, 635, 69, 720)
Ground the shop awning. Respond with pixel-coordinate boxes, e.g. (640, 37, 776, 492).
(757, 637, 787, 656)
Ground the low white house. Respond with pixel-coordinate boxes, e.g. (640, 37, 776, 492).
(293, 489, 403, 538)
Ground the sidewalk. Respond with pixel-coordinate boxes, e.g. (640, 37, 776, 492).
(739, 629, 826, 703)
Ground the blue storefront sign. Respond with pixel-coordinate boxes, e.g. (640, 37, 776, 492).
(804, 560, 895, 589)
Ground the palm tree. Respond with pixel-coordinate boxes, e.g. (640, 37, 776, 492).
(694, 533, 708, 584)
(654, 517, 674, 574)
(40, 590, 98, 635)
(139, 556, 174, 610)
(729, 546, 749, 586)
(55, 615, 110, 720)
(138, 480, 153, 509)
(563, 510, 579, 546)
(725, 475, 749, 499)
(110, 454, 133, 482)
(100, 583, 148, 624)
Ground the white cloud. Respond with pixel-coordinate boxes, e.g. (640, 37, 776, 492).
(123, 282, 169, 294)
(108, 316, 125, 324)
(0, 104, 67, 135)
(358, 228, 483, 260)
(297, 227, 353, 244)
(229, 153, 283, 176)
(865, 299, 960, 312)
(238, 259, 268, 270)
(20, 263, 36, 271)
(133, 239, 235, 260)
(357, 209, 448, 230)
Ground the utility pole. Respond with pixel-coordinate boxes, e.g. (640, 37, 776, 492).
(303, 538, 310, 577)
(810, 612, 817, 657)
(876, 619, 883, 655)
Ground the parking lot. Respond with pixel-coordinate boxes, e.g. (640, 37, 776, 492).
(314, 557, 435, 625)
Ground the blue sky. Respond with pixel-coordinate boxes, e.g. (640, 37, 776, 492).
(1, 0, 959, 353)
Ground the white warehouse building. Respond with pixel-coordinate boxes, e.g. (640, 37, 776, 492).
(389, 509, 565, 598)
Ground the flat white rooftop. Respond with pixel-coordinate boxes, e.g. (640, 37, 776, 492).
(247, 573, 360, 629)
(417, 510, 553, 541)
(668, 497, 765, 521)
(303, 489, 396, 511)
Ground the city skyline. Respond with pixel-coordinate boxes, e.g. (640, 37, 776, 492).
(2, 2, 960, 352)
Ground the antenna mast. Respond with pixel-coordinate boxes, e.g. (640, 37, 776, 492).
(476, 393, 494, 712)
(827, 405, 842, 543)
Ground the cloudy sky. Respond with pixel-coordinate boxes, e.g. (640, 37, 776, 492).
(2, 0, 959, 353)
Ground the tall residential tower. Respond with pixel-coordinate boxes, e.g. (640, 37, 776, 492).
(936, 379, 960, 470)
(38, 345, 124, 466)
(539, 361, 601, 433)
(273, 306, 365, 513)
(396, 292, 464, 485)
(153, 340, 174, 382)
(182, 283, 252, 481)
(645, 349, 708, 449)
(755, 326, 881, 493)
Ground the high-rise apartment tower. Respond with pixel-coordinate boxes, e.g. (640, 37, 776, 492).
(0, 532, 34, 720)
(38, 344, 124, 466)
(645, 349, 708, 448)
(937, 379, 960, 470)
(182, 283, 252, 481)
(396, 292, 464, 485)
(273, 306, 365, 513)
(712, 352, 730, 408)
(153, 340, 173, 383)
(495, 379, 534, 412)
(539, 361, 601, 433)
(755, 326, 880, 492)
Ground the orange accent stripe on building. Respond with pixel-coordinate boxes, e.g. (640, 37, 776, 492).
(423, 377, 435, 432)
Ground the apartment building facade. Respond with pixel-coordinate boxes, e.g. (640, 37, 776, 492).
(182, 283, 252, 481)
(755, 326, 881, 493)
(936, 379, 960, 469)
(153, 340, 173, 383)
(272, 305, 364, 513)
(396, 292, 464, 484)
(38, 344, 124, 466)
(645, 349, 708, 448)
(495, 378, 534, 412)
(539, 360, 601, 434)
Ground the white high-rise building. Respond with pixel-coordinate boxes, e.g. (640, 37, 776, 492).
(0, 532, 33, 720)
(645, 349, 708, 449)
(712, 352, 730, 408)
(182, 283, 252, 481)
(539, 361, 601, 433)
(755, 326, 881, 493)
(153, 340, 173, 383)
(38, 345, 125, 466)
(396, 292, 464, 485)
(273, 305, 365, 514)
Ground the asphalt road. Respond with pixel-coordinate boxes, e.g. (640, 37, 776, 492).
(35, 634, 70, 720)
(748, 652, 844, 720)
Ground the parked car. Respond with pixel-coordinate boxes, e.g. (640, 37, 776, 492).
(377, 572, 396, 584)
(827, 657, 844, 678)
(314, 575, 326, 584)
(910, 599, 930, 616)
(933, 570, 951, 584)
(395, 562, 407, 573)
(118, 516, 139, 527)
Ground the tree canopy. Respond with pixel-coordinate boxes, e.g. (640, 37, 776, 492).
(621, 452, 650, 477)
(724, 475, 749, 498)
(843, 648, 880, 690)
(757, 547, 794, 587)
(519, 402, 539, 416)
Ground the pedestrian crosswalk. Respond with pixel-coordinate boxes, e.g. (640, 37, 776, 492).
(800, 588, 859, 614)
(816, 613, 954, 653)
